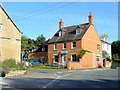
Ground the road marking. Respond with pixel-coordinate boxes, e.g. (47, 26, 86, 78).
(57, 72, 62, 73)
(42, 76, 60, 88)
(43, 73, 72, 88)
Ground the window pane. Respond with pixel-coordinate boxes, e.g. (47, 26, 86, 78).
(64, 43, 66, 49)
(54, 44, 57, 50)
(76, 28, 80, 34)
(54, 55, 58, 62)
(97, 44, 100, 51)
(72, 54, 76, 61)
(72, 42, 76, 48)
(96, 56, 100, 61)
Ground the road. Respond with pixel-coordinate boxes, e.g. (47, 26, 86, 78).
(1, 68, 119, 89)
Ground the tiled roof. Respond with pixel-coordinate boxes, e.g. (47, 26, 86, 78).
(48, 23, 90, 44)
(101, 40, 111, 45)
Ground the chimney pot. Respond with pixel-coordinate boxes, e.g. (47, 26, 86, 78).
(88, 12, 94, 25)
(59, 19, 64, 29)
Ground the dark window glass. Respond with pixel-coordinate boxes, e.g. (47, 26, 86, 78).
(72, 54, 76, 62)
(63, 43, 66, 49)
(54, 55, 58, 63)
(96, 56, 100, 61)
(72, 42, 76, 48)
(54, 43, 58, 50)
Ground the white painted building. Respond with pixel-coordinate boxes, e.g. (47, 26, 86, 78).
(101, 38, 112, 59)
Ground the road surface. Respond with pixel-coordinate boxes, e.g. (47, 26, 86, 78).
(1, 68, 119, 89)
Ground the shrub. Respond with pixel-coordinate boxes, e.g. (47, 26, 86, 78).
(112, 54, 120, 61)
(2, 59, 16, 67)
(1, 59, 26, 71)
(106, 57, 112, 61)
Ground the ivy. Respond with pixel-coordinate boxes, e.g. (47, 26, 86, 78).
(79, 49, 91, 58)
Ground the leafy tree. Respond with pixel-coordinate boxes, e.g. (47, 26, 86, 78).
(102, 50, 108, 59)
(21, 36, 35, 52)
(112, 40, 120, 61)
(35, 34, 46, 46)
(21, 34, 46, 51)
(100, 34, 109, 40)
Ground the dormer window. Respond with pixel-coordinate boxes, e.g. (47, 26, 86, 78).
(76, 26, 82, 34)
(59, 29, 65, 37)
(59, 31, 62, 37)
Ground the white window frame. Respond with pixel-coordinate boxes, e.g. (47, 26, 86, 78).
(0, 24, 2, 32)
(42, 47, 45, 51)
(59, 31, 62, 37)
(53, 55, 59, 63)
(72, 42, 76, 49)
(96, 56, 100, 61)
(63, 43, 66, 49)
(76, 28, 80, 34)
(97, 44, 100, 52)
(54, 43, 58, 50)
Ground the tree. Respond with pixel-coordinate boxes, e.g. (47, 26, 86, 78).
(102, 50, 108, 59)
(21, 36, 35, 52)
(112, 40, 120, 61)
(35, 34, 46, 46)
(100, 34, 109, 39)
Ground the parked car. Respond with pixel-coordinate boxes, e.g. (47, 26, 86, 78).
(29, 59, 41, 66)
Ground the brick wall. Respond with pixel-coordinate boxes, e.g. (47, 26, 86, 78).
(29, 52, 48, 59)
(48, 25, 102, 69)
(48, 40, 82, 64)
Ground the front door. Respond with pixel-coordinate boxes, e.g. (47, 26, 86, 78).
(62, 54, 67, 66)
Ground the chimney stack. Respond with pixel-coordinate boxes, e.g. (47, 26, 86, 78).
(59, 19, 64, 29)
(88, 12, 94, 25)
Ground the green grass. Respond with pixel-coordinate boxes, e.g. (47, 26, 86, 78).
(28, 65, 68, 71)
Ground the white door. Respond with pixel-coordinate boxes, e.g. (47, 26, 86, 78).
(62, 54, 67, 66)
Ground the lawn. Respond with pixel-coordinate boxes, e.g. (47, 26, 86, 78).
(28, 64, 68, 70)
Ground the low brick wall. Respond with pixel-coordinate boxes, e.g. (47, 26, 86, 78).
(6, 70, 26, 77)
(67, 62, 93, 70)
(106, 61, 112, 67)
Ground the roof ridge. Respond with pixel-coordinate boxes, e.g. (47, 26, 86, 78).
(0, 4, 22, 34)
(62, 23, 89, 29)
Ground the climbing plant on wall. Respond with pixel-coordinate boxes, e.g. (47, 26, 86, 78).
(79, 49, 91, 59)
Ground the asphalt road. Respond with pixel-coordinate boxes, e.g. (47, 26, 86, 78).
(1, 68, 119, 89)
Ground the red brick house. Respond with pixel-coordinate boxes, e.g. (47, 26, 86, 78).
(47, 12, 103, 69)
(28, 40, 49, 62)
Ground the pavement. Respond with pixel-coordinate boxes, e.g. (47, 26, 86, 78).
(1, 68, 119, 89)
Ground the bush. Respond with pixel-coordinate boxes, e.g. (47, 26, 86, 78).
(112, 54, 120, 61)
(2, 59, 16, 67)
(106, 57, 112, 61)
(1, 59, 26, 72)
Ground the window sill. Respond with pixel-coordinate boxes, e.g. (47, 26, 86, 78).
(53, 49, 58, 51)
(63, 48, 66, 50)
(72, 61, 80, 63)
(71, 48, 76, 50)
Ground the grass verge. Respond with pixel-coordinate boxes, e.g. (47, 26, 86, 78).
(28, 64, 68, 71)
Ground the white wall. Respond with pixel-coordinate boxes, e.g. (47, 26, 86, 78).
(102, 42, 112, 59)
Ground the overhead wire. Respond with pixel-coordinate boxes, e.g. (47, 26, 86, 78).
(15, 2, 77, 21)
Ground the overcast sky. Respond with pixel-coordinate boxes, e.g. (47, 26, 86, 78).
(2, 2, 118, 43)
